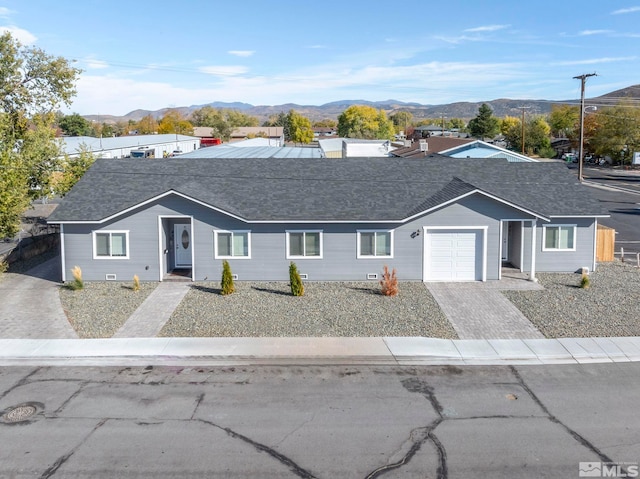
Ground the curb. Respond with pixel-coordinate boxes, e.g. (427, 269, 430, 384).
(0, 337, 638, 367)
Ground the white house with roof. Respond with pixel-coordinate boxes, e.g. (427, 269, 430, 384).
(61, 134, 201, 159)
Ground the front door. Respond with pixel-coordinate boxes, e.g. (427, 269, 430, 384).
(501, 222, 509, 262)
(174, 223, 192, 267)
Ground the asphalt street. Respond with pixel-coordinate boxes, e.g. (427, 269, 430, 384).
(0, 363, 638, 478)
(582, 167, 640, 254)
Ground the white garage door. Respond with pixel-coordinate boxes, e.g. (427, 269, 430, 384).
(426, 230, 481, 281)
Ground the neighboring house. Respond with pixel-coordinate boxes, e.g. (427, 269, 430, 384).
(313, 126, 338, 138)
(178, 142, 322, 159)
(192, 127, 222, 147)
(439, 140, 538, 163)
(229, 127, 284, 146)
(319, 138, 396, 158)
(391, 137, 475, 159)
(61, 134, 201, 159)
(48, 157, 607, 283)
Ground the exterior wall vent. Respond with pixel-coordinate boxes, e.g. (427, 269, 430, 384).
(232, 274, 238, 280)
(105, 274, 117, 281)
(367, 273, 379, 280)
(299, 273, 309, 280)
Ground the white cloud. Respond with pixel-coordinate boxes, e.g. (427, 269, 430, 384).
(198, 65, 249, 76)
(228, 50, 254, 57)
(579, 30, 612, 36)
(0, 25, 36, 44)
(612, 6, 640, 14)
(552, 56, 636, 66)
(0, 7, 14, 18)
(464, 24, 510, 33)
(83, 57, 109, 69)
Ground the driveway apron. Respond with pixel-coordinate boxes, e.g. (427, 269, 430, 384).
(426, 279, 545, 340)
(0, 257, 77, 338)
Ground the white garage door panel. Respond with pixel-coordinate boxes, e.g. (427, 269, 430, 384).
(426, 230, 481, 281)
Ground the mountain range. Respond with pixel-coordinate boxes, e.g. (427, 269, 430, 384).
(83, 85, 640, 125)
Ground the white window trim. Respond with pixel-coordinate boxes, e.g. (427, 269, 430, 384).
(542, 224, 577, 252)
(92, 230, 130, 259)
(214, 230, 252, 259)
(356, 230, 394, 259)
(286, 230, 323, 259)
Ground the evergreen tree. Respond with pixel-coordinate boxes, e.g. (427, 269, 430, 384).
(467, 103, 500, 139)
(221, 260, 235, 295)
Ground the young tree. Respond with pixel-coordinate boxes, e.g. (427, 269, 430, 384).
(389, 111, 414, 133)
(0, 32, 80, 238)
(59, 113, 92, 136)
(549, 104, 580, 138)
(136, 114, 158, 135)
(53, 144, 95, 196)
(589, 103, 640, 165)
(337, 105, 394, 139)
(221, 260, 235, 295)
(157, 110, 193, 135)
(287, 110, 314, 144)
(467, 103, 500, 139)
(289, 262, 304, 296)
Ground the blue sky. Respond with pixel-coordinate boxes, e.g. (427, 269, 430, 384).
(1, 1, 639, 116)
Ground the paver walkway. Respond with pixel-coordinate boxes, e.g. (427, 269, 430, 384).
(426, 277, 545, 340)
(113, 282, 191, 338)
(0, 258, 77, 339)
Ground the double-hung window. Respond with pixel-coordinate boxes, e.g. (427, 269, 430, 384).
(543, 225, 576, 251)
(215, 230, 250, 259)
(287, 231, 322, 259)
(357, 230, 393, 258)
(93, 231, 129, 259)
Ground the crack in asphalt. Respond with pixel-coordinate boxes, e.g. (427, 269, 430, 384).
(39, 418, 107, 479)
(0, 367, 41, 401)
(190, 392, 205, 420)
(198, 418, 318, 479)
(510, 366, 618, 466)
(363, 378, 448, 479)
(54, 381, 88, 415)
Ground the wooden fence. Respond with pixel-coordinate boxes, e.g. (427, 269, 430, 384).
(596, 224, 615, 262)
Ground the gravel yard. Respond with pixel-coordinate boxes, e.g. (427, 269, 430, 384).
(503, 261, 640, 338)
(60, 282, 157, 338)
(159, 281, 457, 338)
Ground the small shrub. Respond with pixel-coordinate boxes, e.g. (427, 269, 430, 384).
(380, 265, 399, 296)
(132, 274, 140, 292)
(580, 273, 590, 289)
(221, 260, 235, 295)
(289, 262, 304, 296)
(69, 265, 84, 290)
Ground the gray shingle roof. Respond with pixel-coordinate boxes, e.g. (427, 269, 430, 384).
(48, 156, 608, 223)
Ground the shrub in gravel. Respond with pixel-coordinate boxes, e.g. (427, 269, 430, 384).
(580, 273, 590, 289)
(68, 265, 84, 290)
(132, 274, 140, 292)
(380, 265, 398, 296)
(221, 260, 235, 295)
(289, 262, 304, 296)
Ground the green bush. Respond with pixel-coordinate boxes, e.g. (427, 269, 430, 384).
(580, 273, 590, 289)
(68, 265, 84, 290)
(289, 262, 304, 296)
(221, 260, 235, 295)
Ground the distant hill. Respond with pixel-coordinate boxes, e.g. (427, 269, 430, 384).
(82, 85, 640, 124)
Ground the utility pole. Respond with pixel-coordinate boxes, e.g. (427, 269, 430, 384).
(518, 106, 530, 155)
(574, 72, 597, 182)
(441, 114, 446, 136)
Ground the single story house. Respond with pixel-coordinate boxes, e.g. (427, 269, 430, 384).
(48, 156, 607, 283)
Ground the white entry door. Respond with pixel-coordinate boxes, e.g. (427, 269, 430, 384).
(174, 223, 192, 267)
(426, 229, 481, 281)
(501, 222, 509, 262)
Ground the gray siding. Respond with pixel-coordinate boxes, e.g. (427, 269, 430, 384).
(520, 218, 596, 273)
(60, 193, 594, 282)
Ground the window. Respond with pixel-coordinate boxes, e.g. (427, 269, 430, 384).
(215, 231, 250, 259)
(287, 231, 322, 259)
(543, 225, 576, 251)
(93, 231, 129, 259)
(357, 230, 393, 258)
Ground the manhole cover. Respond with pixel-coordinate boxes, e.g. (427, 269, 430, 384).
(1, 404, 39, 423)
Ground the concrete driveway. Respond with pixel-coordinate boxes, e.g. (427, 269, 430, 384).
(0, 257, 77, 338)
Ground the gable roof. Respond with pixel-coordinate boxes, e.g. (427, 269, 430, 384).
(439, 140, 536, 162)
(48, 156, 607, 224)
(390, 137, 474, 158)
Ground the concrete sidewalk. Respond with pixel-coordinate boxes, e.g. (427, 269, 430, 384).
(0, 336, 638, 367)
